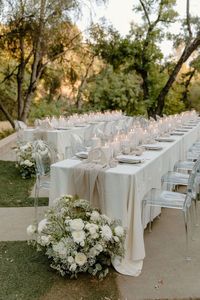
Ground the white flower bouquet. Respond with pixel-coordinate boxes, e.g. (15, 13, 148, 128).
(15, 140, 51, 179)
(15, 141, 36, 179)
(27, 195, 126, 279)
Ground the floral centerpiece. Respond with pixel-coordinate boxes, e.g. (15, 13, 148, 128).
(27, 195, 126, 279)
(15, 141, 36, 179)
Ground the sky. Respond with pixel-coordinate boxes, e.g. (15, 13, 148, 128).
(75, 0, 200, 56)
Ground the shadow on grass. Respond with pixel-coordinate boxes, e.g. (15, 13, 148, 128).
(0, 160, 48, 207)
(0, 241, 120, 300)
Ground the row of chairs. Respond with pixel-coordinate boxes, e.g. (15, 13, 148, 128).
(142, 140, 200, 260)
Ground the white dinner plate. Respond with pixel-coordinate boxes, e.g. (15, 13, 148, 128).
(74, 124, 88, 127)
(175, 129, 189, 132)
(75, 151, 88, 159)
(170, 132, 184, 136)
(116, 155, 144, 164)
(142, 144, 163, 151)
(55, 127, 72, 130)
(155, 137, 175, 142)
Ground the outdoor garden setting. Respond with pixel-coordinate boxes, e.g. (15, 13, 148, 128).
(1, 0, 200, 299)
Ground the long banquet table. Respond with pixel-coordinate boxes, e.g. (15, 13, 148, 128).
(49, 122, 200, 276)
(23, 117, 128, 159)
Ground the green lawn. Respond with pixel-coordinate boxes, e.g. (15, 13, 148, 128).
(0, 160, 48, 207)
(0, 241, 120, 300)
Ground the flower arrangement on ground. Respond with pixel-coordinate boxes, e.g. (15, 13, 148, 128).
(27, 195, 126, 279)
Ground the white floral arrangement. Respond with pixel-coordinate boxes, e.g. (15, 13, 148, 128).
(27, 195, 126, 279)
(15, 139, 51, 179)
(15, 141, 36, 179)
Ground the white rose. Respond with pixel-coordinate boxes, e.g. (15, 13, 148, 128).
(90, 211, 100, 222)
(26, 224, 37, 236)
(75, 253, 87, 266)
(114, 226, 124, 237)
(70, 219, 84, 231)
(113, 236, 120, 243)
(101, 225, 113, 241)
(67, 256, 74, 264)
(38, 218, 48, 234)
(72, 230, 85, 244)
(70, 263, 77, 272)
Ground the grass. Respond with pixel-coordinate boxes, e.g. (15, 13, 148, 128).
(0, 129, 15, 140)
(0, 162, 120, 299)
(0, 241, 120, 300)
(0, 160, 48, 207)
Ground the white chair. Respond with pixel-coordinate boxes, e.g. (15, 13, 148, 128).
(32, 140, 57, 224)
(142, 167, 197, 260)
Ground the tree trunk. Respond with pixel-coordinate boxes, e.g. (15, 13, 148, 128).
(182, 69, 195, 109)
(21, 0, 46, 122)
(0, 100, 15, 129)
(155, 34, 200, 115)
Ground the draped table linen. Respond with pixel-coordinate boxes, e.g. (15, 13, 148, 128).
(49, 122, 200, 276)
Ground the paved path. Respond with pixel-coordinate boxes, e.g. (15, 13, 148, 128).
(0, 206, 48, 241)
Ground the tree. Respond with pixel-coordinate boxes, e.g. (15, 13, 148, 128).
(129, 0, 178, 117)
(0, 0, 106, 128)
(154, 0, 200, 115)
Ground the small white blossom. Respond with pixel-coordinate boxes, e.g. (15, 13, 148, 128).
(89, 247, 98, 258)
(85, 223, 99, 235)
(101, 225, 113, 241)
(38, 218, 48, 234)
(53, 242, 67, 257)
(67, 256, 74, 264)
(114, 226, 124, 237)
(75, 253, 87, 266)
(23, 159, 34, 167)
(90, 211, 100, 221)
(95, 244, 103, 252)
(69, 263, 77, 272)
(113, 236, 120, 243)
(38, 235, 50, 246)
(26, 224, 37, 236)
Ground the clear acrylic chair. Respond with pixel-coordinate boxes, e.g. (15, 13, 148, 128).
(142, 169, 196, 260)
(69, 133, 85, 157)
(161, 158, 200, 222)
(32, 140, 57, 224)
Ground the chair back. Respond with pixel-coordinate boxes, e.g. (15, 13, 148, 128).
(70, 133, 85, 155)
(33, 140, 57, 176)
(184, 158, 200, 211)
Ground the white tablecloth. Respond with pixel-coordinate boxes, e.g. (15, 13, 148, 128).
(23, 126, 88, 159)
(49, 123, 200, 276)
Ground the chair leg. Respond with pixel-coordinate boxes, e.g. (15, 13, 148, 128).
(34, 176, 40, 225)
(183, 210, 191, 261)
(148, 206, 152, 232)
